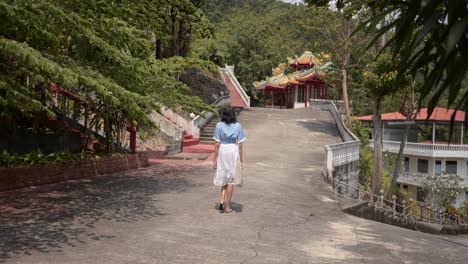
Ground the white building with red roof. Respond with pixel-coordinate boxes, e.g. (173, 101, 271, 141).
(358, 107, 468, 207)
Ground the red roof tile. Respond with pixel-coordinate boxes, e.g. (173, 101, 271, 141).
(357, 107, 466, 122)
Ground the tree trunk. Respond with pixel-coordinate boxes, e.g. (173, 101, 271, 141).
(342, 64, 351, 125)
(156, 39, 162, 59)
(387, 121, 410, 199)
(372, 96, 383, 195)
(342, 19, 352, 125)
(178, 20, 188, 57)
(171, 14, 179, 57)
(81, 106, 89, 159)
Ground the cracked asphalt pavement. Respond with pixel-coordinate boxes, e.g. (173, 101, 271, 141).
(1, 108, 467, 263)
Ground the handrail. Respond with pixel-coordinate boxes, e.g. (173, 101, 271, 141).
(315, 100, 464, 226)
(312, 99, 359, 142)
(332, 178, 463, 225)
(319, 100, 360, 195)
(373, 140, 468, 150)
(370, 140, 468, 158)
(223, 66, 250, 107)
(161, 106, 200, 138)
(192, 95, 230, 129)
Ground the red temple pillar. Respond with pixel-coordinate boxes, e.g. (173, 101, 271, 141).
(285, 89, 288, 109)
(271, 89, 275, 108)
(263, 89, 266, 108)
(304, 86, 308, 108)
(280, 91, 284, 109)
(293, 86, 296, 109)
(126, 125, 137, 153)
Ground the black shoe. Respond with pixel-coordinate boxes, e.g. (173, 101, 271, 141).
(218, 203, 224, 211)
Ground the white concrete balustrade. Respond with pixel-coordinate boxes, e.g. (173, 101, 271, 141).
(160, 106, 200, 138)
(370, 140, 468, 158)
(221, 66, 250, 107)
(318, 100, 360, 193)
(328, 141, 360, 167)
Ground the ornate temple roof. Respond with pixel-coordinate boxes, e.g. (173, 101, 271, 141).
(287, 51, 325, 68)
(253, 53, 333, 90)
(253, 73, 290, 90)
(294, 62, 332, 82)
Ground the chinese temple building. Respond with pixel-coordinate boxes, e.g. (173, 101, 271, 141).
(253, 51, 332, 109)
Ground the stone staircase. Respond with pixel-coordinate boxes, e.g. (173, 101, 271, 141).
(163, 115, 200, 148)
(183, 131, 199, 147)
(162, 115, 215, 157)
(199, 117, 219, 144)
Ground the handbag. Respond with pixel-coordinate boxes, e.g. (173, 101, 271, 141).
(235, 158, 243, 186)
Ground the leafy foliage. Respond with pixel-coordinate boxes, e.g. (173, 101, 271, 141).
(199, 0, 324, 104)
(0, 149, 80, 168)
(0, 0, 216, 155)
(421, 174, 462, 211)
(362, 53, 408, 99)
(348, 0, 468, 125)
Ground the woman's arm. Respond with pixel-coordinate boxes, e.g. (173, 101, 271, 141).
(213, 142, 220, 169)
(239, 142, 243, 168)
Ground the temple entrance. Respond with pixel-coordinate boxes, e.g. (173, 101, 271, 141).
(254, 51, 331, 109)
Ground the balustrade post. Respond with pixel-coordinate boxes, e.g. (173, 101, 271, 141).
(409, 199, 414, 219)
(419, 202, 425, 221)
(402, 200, 407, 218)
(392, 195, 397, 217)
(427, 206, 432, 223)
(380, 189, 384, 208)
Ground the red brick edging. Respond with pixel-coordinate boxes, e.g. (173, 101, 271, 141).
(0, 153, 149, 192)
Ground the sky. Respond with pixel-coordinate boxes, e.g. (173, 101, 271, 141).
(281, 0, 304, 4)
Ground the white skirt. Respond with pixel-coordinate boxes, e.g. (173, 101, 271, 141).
(213, 144, 239, 186)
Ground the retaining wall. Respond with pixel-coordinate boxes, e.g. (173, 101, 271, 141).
(161, 106, 200, 138)
(0, 153, 149, 192)
(344, 202, 468, 235)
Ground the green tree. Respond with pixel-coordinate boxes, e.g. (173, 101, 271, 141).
(303, 3, 372, 124)
(422, 174, 461, 211)
(0, 0, 214, 155)
(200, 0, 322, 104)
(362, 53, 408, 194)
(350, 0, 468, 127)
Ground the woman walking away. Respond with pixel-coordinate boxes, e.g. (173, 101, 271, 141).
(213, 107, 246, 214)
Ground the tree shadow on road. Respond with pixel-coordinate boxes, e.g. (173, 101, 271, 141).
(0, 164, 199, 262)
(296, 120, 341, 138)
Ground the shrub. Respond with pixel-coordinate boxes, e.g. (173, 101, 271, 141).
(0, 150, 81, 168)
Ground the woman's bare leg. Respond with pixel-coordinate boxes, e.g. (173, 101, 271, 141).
(224, 184, 234, 213)
(220, 185, 227, 204)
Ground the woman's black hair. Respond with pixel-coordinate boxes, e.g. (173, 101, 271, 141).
(220, 107, 237, 124)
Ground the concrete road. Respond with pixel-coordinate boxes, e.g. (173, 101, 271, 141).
(1, 108, 467, 263)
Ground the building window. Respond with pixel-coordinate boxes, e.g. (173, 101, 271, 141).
(403, 157, 409, 176)
(435, 160, 442, 176)
(417, 159, 428, 174)
(403, 184, 408, 190)
(446, 161, 457, 175)
(297, 87, 304, 102)
(417, 187, 425, 202)
(465, 191, 468, 202)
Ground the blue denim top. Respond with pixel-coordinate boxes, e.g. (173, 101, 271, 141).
(213, 122, 246, 144)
